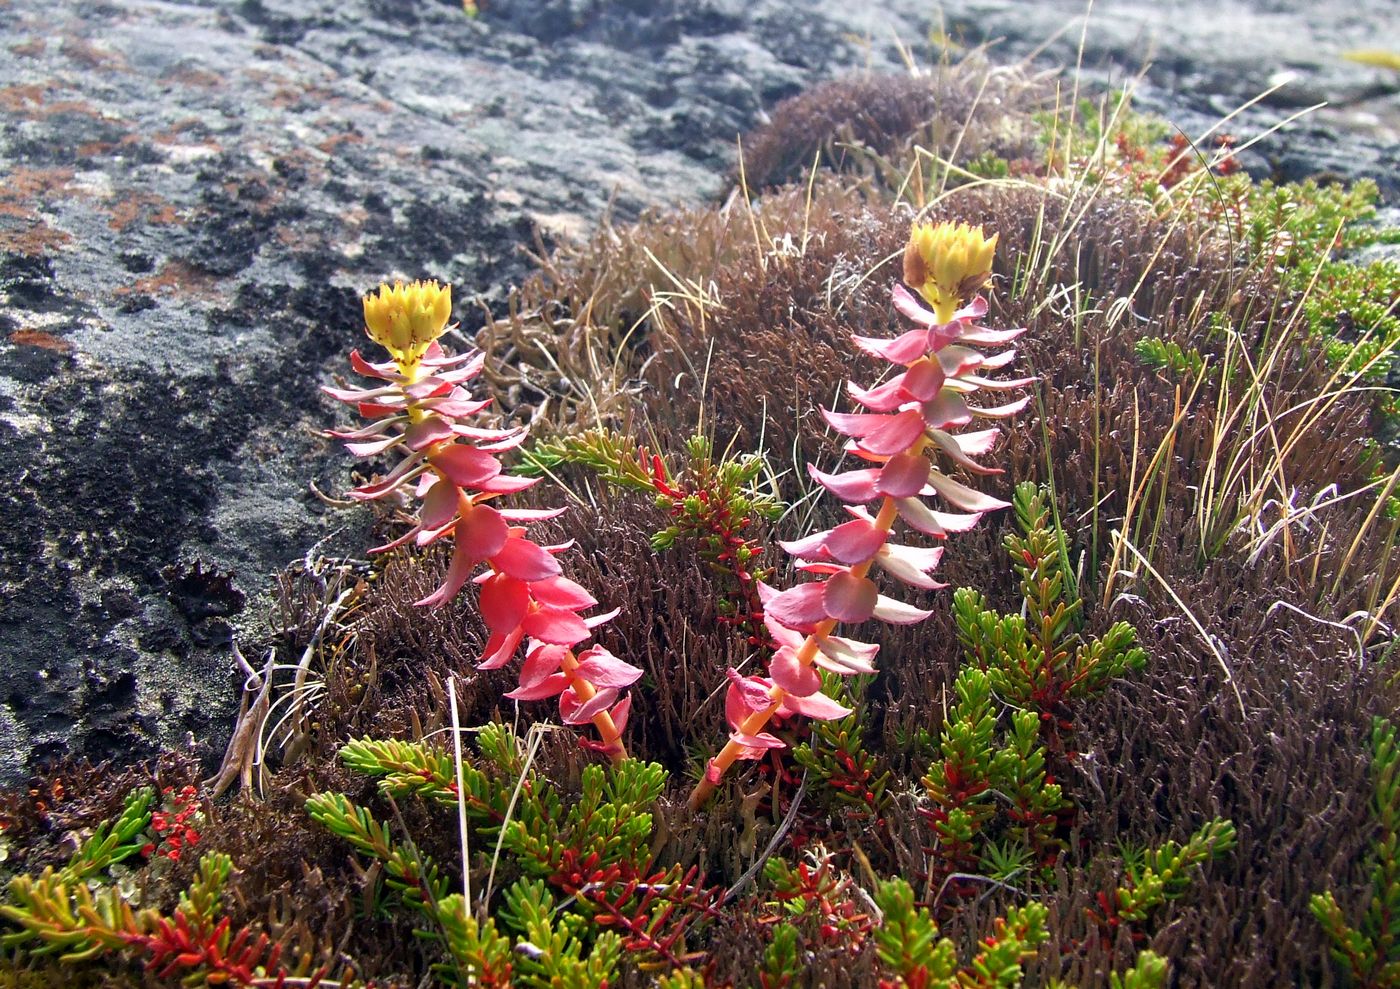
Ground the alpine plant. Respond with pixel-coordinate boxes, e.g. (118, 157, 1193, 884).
(688, 222, 1030, 809)
(324, 280, 640, 761)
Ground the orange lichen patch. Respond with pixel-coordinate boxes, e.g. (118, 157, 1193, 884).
(0, 223, 72, 255)
(317, 131, 363, 155)
(0, 168, 79, 255)
(160, 66, 224, 89)
(108, 193, 184, 232)
(8, 329, 73, 353)
(9, 37, 45, 58)
(114, 261, 224, 303)
(0, 83, 103, 120)
(59, 36, 125, 71)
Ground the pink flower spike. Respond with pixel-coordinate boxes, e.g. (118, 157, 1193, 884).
(430, 445, 502, 488)
(807, 464, 881, 503)
(480, 572, 530, 632)
(492, 534, 562, 581)
(780, 518, 886, 565)
(767, 582, 830, 629)
(560, 686, 619, 725)
(770, 645, 821, 697)
(875, 452, 931, 497)
(781, 690, 852, 721)
(823, 571, 878, 622)
(572, 647, 643, 689)
(870, 595, 935, 625)
(522, 604, 590, 645)
(505, 672, 570, 701)
(926, 470, 1012, 513)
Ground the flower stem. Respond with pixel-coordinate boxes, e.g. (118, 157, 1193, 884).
(560, 649, 629, 764)
(687, 497, 901, 810)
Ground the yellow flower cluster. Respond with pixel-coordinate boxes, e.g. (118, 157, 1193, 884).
(362, 280, 453, 373)
(903, 221, 998, 323)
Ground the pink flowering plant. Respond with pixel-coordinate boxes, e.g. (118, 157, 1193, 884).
(323, 281, 640, 761)
(688, 221, 1032, 809)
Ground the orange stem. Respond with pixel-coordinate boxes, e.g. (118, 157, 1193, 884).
(560, 649, 629, 764)
(688, 495, 902, 811)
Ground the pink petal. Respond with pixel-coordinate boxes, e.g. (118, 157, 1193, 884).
(876, 452, 931, 497)
(608, 695, 632, 735)
(344, 434, 403, 458)
(937, 346, 985, 378)
(560, 686, 619, 725)
(807, 464, 880, 503)
(480, 572, 529, 632)
(922, 391, 972, 430)
(956, 324, 1024, 346)
(430, 445, 502, 488)
(359, 401, 403, 419)
(492, 534, 562, 581)
(764, 612, 807, 650)
(420, 478, 461, 530)
(583, 607, 620, 630)
(901, 358, 946, 400)
(476, 625, 525, 670)
(767, 582, 830, 629)
(813, 634, 880, 675)
(926, 471, 1011, 513)
(846, 375, 909, 412)
(781, 691, 853, 721)
(769, 645, 821, 697)
(415, 529, 479, 608)
(517, 642, 567, 688)
(876, 543, 947, 590)
(347, 451, 426, 500)
(871, 595, 934, 625)
(521, 604, 590, 645)
(476, 473, 541, 495)
(891, 282, 940, 328)
(968, 395, 1033, 419)
(852, 327, 933, 366)
(529, 575, 598, 610)
(728, 730, 787, 751)
(349, 348, 403, 381)
(405, 416, 457, 451)
(725, 670, 778, 730)
(573, 647, 644, 689)
(928, 429, 1000, 475)
(458, 503, 510, 559)
(823, 409, 926, 456)
(781, 518, 885, 565)
(823, 571, 878, 623)
(498, 507, 568, 522)
(505, 672, 570, 701)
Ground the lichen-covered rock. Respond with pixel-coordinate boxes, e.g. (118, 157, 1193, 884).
(0, 0, 1393, 782)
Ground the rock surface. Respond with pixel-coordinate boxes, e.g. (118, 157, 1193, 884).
(0, 0, 1394, 780)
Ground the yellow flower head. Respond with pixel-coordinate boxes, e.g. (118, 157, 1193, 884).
(903, 221, 998, 323)
(362, 280, 453, 371)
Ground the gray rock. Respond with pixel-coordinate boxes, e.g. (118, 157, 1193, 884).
(0, 0, 1393, 780)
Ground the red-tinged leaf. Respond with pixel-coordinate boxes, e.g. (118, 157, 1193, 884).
(476, 473, 540, 495)
(370, 524, 423, 554)
(344, 434, 403, 457)
(968, 395, 1033, 419)
(870, 594, 934, 625)
(764, 612, 806, 650)
(958, 373, 1036, 391)
(852, 327, 932, 365)
(560, 686, 619, 725)
(894, 496, 949, 537)
(936, 345, 985, 378)
(476, 625, 524, 669)
(518, 643, 567, 688)
(493, 534, 562, 581)
(521, 604, 590, 645)
(415, 531, 478, 609)
(846, 375, 909, 412)
(823, 571, 878, 622)
(405, 415, 456, 451)
(814, 633, 879, 675)
(476, 431, 528, 454)
(901, 357, 946, 400)
(767, 582, 829, 629)
(780, 518, 885, 564)
(728, 730, 786, 751)
(359, 400, 403, 419)
(322, 383, 400, 403)
(725, 670, 778, 730)
(404, 377, 452, 401)
(480, 572, 529, 632)
(423, 396, 492, 418)
(807, 464, 880, 503)
(420, 478, 461, 530)
(458, 503, 509, 559)
(955, 324, 1024, 346)
(608, 695, 632, 735)
(770, 645, 821, 697)
(430, 444, 501, 487)
(573, 646, 643, 688)
(876, 452, 931, 497)
(328, 419, 401, 441)
(876, 543, 947, 590)
(498, 507, 567, 522)
(505, 672, 570, 701)
(891, 282, 939, 328)
(925, 470, 1011, 513)
(921, 391, 972, 430)
(529, 575, 597, 610)
(349, 348, 402, 381)
(781, 690, 853, 721)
